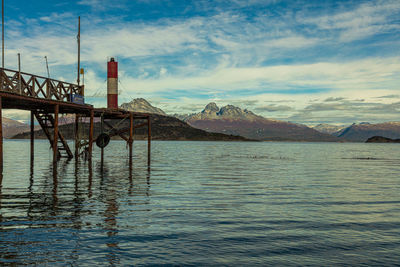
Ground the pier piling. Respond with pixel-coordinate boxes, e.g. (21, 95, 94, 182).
(89, 110, 94, 161)
(30, 111, 34, 161)
(74, 114, 79, 159)
(129, 113, 133, 163)
(53, 104, 59, 164)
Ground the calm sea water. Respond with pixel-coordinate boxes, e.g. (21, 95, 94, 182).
(0, 140, 399, 266)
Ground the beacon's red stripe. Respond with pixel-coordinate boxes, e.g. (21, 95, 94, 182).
(107, 94, 118, 109)
(107, 62, 118, 78)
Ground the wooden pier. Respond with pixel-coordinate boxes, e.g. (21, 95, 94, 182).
(0, 67, 151, 174)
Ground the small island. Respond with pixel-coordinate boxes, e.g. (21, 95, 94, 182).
(365, 136, 400, 143)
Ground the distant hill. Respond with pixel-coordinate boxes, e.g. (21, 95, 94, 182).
(335, 122, 400, 142)
(311, 123, 346, 135)
(180, 102, 340, 142)
(12, 114, 251, 142)
(2, 118, 35, 138)
(120, 98, 166, 115)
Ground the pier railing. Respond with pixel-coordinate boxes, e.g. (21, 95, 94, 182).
(0, 68, 84, 102)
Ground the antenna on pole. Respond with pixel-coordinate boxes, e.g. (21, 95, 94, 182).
(2, 0, 4, 68)
(45, 56, 50, 78)
(77, 16, 80, 86)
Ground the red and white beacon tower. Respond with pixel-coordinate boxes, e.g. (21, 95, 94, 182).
(107, 57, 118, 109)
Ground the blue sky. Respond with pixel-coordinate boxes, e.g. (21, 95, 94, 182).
(3, 0, 400, 125)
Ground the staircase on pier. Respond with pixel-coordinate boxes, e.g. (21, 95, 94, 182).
(34, 111, 73, 159)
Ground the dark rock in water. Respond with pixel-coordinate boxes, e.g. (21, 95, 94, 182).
(365, 136, 400, 143)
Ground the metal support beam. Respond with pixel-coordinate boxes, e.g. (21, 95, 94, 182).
(53, 104, 59, 164)
(103, 120, 129, 141)
(88, 109, 94, 161)
(30, 111, 34, 161)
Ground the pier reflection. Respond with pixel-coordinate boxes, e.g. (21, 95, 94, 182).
(0, 151, 152, 265)
(0, 174, 2, 225)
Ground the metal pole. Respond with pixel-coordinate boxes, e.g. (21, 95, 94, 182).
(77, 16, 80, 86)
(2, 0, 4, 68)
(18, 53, 21, 94)
(45, 56, 50, 78)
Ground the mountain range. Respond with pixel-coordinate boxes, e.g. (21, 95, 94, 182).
(334, 122, 400, 142)
(2, 118, 37, 138)
(5, 98, 400, 142)
(310, 124, 346, 135)
(123, 99, 400, 142)
(179, 102, 339, 141)
(120, 98, 166, 115)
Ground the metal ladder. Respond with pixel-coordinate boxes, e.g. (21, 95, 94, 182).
(34, 111, 73, 159)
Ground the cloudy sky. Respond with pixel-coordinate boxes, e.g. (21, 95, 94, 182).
(3, 0, 400, 125)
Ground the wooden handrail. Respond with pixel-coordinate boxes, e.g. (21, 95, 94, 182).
(0, 68, 84, 102)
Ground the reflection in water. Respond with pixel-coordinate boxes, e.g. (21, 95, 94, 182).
(0, 174, 2, 225)
(0, 141, 399, 265)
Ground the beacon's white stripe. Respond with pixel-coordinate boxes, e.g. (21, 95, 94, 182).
(107, 78, 118, 94)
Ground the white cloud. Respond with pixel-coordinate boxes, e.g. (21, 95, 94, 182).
(3, 0, 400, 124)
(301, 0, 400, 42)
(77, 0, 126, 11)
(117, 58, 400, 94)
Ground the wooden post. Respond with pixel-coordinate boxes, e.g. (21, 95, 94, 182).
(0, 96, 3, 174)
(75, 114, 78, 159)
(129, 113, 133, 163)
(147, 116, 151, 166)
(88, 109, 94, 161)
(53, 104, 59, 164)
(30, 111, 34, 161)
